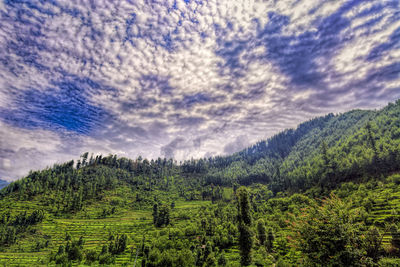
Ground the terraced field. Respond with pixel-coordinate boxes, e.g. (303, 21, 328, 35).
(370, 191, 400, 246)
(337, 179, 400, 247)
(0, 195, 211, 266)
(2, 176, 400, 266)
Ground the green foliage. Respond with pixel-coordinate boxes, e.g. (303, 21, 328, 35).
(108, 234, 128, 255)
(50, 236, 85, 263)
(364, 226, 384, 261)
(256, 219, 266, 246)
(237, 187, 253, 266)
(378, 257, 400, 266)
(217, 252, 227, 266)
(0, 209, 44, 246)
(153, 204, 170, 227)
(145, 248, 195, 267)
(98, 252, 115, 265)
(238, 223, 253, 266)
(290, 194, 368, 266)
(237, 187, 252, 225)
(389, 224, 400, 257)
(266, 227, 274, 252)
(84, 249, 98, 264)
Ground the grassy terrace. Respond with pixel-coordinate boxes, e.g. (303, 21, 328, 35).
(0, 192, 211, 266)
(1, 174, 400, 266)
(2, 186, 400, 266)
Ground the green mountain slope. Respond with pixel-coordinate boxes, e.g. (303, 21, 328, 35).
(1, 99, 400, 266)
(202, 100, 400, 194)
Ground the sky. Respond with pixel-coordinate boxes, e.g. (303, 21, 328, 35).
(0, 0, 399, 181)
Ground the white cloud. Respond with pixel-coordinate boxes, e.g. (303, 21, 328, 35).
(0, 0, 399, 180)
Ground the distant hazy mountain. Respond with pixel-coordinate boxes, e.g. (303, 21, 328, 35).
(0, 179, 8, 190)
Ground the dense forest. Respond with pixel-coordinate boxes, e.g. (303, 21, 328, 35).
(1, 99, 400, 266)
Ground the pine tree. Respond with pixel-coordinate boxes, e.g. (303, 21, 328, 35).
(152, 203, 158, 225)
(366, 122, 377, 153)
(237, 187, 252, 225)
(257, 219, 266, 246)
(237, 187, 253, 266)
(266, 228, 274, 252)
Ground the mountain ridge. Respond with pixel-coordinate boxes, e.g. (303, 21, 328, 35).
(3, 100, 400, 200)
(2, 99, 400, 195)
(0, 99, 400, 266)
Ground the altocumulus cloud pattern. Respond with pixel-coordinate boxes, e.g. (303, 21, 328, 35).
(0, 0, 399, 180)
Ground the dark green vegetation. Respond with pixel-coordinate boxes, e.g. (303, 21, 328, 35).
(1, 100, 400, 266)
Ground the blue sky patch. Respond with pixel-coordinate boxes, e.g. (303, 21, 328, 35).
(0, 0, 399, 180)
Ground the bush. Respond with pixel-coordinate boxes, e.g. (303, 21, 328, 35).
(99, 253, 115, 265)
(85, 249, 98, 264)
(289, 194, 367, 266)
(378, 257, 400, 266)
(108, 234, 127, 255)
(389, 174, 400, 185)
(54, 253, 68, 265)
(217, 252, 227, 266)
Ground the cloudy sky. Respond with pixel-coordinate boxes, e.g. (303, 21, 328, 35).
(0, 0, 399, 181)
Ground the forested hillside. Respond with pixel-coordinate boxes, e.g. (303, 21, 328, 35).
(1, 100, 400, 266)
(186, 99, 400, 194)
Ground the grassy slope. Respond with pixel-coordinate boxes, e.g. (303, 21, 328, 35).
(0, 186, 211, 266)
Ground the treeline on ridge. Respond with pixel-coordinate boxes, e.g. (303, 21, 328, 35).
(2, 99, 400, 202)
